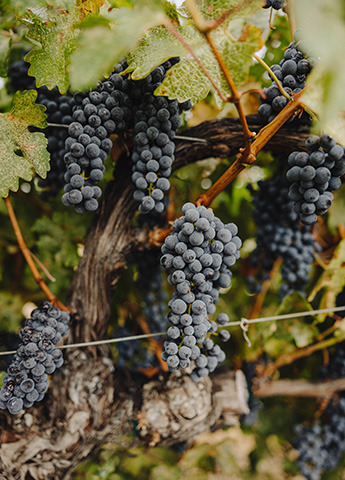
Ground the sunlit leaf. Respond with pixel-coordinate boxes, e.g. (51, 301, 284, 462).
(24, 6, 79, 93)
(0, 90, 49, 198)
(69, 5, 165, 91)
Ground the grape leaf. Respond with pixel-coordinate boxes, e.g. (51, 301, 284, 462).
(0, 90, 49, 198)
(197, 0, 263, 21)
(24, 6, 79, 94)
(155, 24, 262, 106)
(124, 25, 187, 79)
(69, 5, 165, 91)
(308, 239, 345, 322)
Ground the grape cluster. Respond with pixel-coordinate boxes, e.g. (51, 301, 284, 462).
(7, 56, 75, 197)
(62, 57, 190, 214)
(248, 174, 321, 298)
(160, 202, 241, 382)
(0, 302, 70, 415)
(294, 339, 345, 479)
(258, 42, 312, 124)
(263, 0, 285, 10)
(286, 134, 345, 226)
(136, 251, 168, 333)
(37, 88, 75, 198)
(62, 63, 133, 213)
(130, 59, 187, 214)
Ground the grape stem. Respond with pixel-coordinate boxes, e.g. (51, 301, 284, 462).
(252, 53, 292, 100)
(4, 195, 68, 311)
(196, 90, 304, 207)
(185, 0, 254, 151)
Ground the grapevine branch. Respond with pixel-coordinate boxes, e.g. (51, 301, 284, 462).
(186, 0, 254, 151)
(254, 377, 345, 398)
(196, 91, 304, 207)
(4, 196, 67, 311)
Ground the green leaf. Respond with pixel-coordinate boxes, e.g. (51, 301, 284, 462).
(294, 0, 345, 143)
(24, 6, 79, 93)
(124, 25, 186, 79)
(197, 0, 264, 21)
(69, 5, 165, 91)
(0, 31, 12, 76)
(276, 291, 313, 316)
(308, 239, 345, 321)
(0, 90, 49, 198)
(155, 24, 262, 107)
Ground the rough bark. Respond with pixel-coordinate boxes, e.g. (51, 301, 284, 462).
(0, 116, 312, 479)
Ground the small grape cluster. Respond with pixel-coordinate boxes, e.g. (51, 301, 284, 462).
(263, 0, 285, 10)
(7, 56, 75, 197)
(131, 59, 188, 214)
(248, 174, 321, 298)
(293, 339, 345, 479)
(0, 302, 70, 415)
(258, 42, 312, 124)
(286, 134, 345, 226)
(160, 202, 241, 382)
(62, 62, 133, 213)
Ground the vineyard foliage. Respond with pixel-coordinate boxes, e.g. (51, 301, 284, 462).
(0, 0, 345, 478)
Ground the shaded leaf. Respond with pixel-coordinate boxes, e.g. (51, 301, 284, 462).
(69, 5, 165, 91)
(277, 291, 313, 316)
(308, 239, 345, 321)
(0, 90, 49, 198)
(24, 6, 79, 93)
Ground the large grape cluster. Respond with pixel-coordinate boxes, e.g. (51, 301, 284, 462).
(286, 134, 345, 226)
(7, 56, 75, 198)
(263, 0, 285, 10)
(258, 42, 312, 124)
(0, 302, 70, 415)
(160, 202, 241, 382)
(61, 62, 133, 213)
(130, 58, 188, 214)
(62, 58, 191, 214)
(248, 174, 321, 298)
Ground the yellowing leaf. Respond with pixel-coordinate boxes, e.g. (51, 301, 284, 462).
(0, 90, 49, 198)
